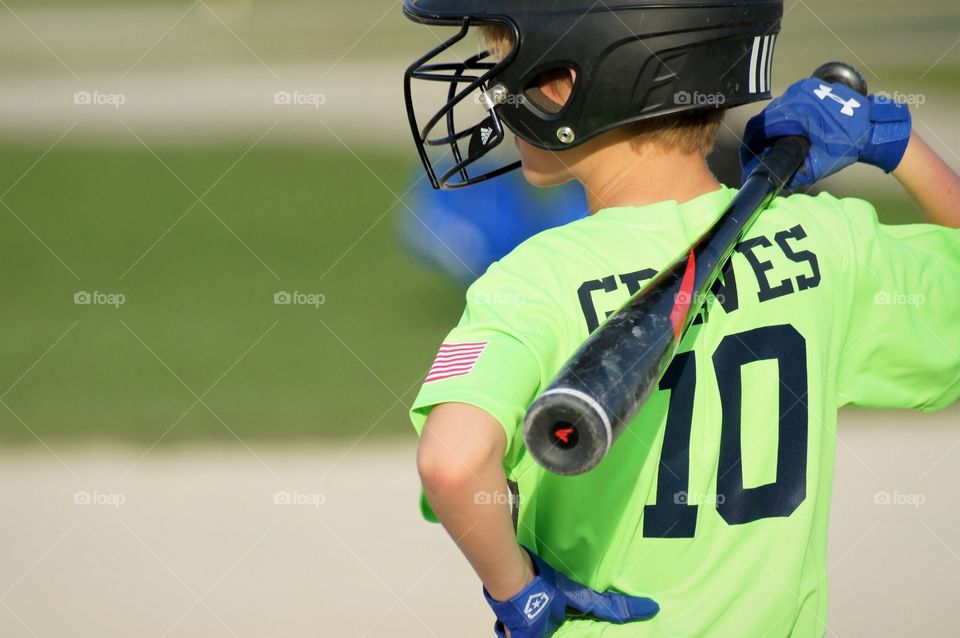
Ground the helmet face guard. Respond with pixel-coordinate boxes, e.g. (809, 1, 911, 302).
(403, 0, 784, 190)
(403, 18, 522, 189)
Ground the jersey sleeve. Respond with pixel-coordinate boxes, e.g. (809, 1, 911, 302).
(836, 198, 960, 411)
(410, 258, 563, 520)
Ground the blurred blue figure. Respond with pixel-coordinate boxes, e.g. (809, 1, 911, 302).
(399, 163, 587, 286)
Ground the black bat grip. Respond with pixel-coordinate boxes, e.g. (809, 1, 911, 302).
(752, 135, 810, 187)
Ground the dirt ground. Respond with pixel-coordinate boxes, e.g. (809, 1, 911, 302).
(0, 407, 957, 637)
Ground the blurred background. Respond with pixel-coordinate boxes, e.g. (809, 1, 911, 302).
(0, 0, 957, 636)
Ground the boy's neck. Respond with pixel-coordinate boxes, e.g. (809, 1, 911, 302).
(577, 139, 722, 214)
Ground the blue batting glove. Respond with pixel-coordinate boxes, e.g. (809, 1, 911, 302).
(740, 78, 911, 187)
(483, 547, 659, 638)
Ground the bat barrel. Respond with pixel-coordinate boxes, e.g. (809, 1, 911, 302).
(523, 260, 687, 475)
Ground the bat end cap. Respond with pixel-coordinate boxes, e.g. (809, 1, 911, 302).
(522, 388, 612, 475)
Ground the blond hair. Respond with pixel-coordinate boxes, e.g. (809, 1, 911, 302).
(478, 24, 723, 157)
(478, 23, 514, 61)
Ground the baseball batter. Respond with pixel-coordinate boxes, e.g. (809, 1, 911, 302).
(401, 1, 960, 636)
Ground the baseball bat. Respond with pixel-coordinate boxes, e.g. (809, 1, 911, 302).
(522, 62, 868, 475)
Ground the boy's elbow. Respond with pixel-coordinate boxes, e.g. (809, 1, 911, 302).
(416, 405, 506, 496)
(416, 437, 486, 496)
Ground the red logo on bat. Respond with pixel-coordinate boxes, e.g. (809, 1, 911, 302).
(669, 250, 696, 341)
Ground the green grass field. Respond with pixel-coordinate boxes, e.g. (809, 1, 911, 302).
(0, 143, 465, 444)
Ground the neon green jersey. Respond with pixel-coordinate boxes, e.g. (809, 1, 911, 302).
(410, 186, 960, 637)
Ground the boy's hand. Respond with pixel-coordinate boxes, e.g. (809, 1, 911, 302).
(740, 78, 911, 187)
(483, 546, 659, 638)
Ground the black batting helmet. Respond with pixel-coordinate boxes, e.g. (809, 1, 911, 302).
(402, 0, 784, 189)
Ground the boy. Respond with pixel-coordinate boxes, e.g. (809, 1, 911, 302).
(402, 1, 960, 636)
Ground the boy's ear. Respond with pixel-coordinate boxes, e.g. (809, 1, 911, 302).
(537, 68, 577, 108)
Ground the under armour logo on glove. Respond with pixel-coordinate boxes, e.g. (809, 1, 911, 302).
(812, 84, 861, 116)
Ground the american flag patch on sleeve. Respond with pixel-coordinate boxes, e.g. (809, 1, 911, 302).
(424, 341, 488, 383)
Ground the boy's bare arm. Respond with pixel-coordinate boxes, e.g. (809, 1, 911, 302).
(417, 402, 535, 601)
(893, 131, 960, 228)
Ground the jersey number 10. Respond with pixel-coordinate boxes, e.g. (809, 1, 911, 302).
(643, 324, 809, 538)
